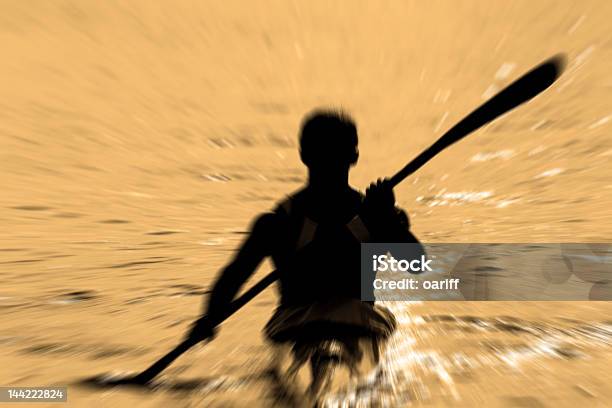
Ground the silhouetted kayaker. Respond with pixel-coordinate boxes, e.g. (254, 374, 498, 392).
(189, 109, 423, 395)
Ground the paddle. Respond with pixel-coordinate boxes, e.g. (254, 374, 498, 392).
(389, 54, 565, 186)
(114, 271, 280, 385)
(99, 54, 566, 385)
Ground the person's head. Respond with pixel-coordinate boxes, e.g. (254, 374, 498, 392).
(299, 109, 359, 185)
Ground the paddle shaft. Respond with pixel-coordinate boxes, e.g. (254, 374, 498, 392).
(131, 270, 279, 383)
(389, 54, 565, 187)
(130, 54, 565, 384)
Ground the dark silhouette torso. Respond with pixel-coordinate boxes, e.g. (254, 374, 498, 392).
(202, 184, 421, 344)
(270, 187, 364, 307)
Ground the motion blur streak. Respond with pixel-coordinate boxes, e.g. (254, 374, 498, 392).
(0, 1, 611, 406)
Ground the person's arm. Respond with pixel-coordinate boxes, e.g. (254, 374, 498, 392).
(362, 179, 418, 241)
(363, 178, 426, 266)
(391, 208, 421, 244)
(188, 213, 276, 339)
(392, 207, 426, 266)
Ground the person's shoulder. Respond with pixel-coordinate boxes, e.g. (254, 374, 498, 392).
(245, 210, 280, 237)
(273, 188, 308, 218)
(252, 189, 306, 231)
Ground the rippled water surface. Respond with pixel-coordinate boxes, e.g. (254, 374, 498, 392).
(1, 1, 612, 406)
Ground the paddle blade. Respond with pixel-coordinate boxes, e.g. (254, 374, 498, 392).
(390, 54, 567, 187)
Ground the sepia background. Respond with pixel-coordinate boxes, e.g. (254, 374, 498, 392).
(1, 1, 611, 406)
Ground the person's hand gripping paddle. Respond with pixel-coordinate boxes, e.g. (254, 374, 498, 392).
(89, 54, 566, 386)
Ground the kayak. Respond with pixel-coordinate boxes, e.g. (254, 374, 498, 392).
(265, 299, 396, 405)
